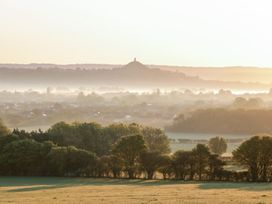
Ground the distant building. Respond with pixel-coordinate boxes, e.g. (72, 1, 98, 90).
(220, 152, 233, 161)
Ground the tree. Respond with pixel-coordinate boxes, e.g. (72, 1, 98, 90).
(0, 134, 19, 153)
(172, 151, 191, 180)
(208, 136, 227, 155)
(187, 151, 196, 180)
(0, 139, 51, 176)
(66, 146, 95, 176)
(113, 134, 146, 179)
(208, 154, 225, 180)
(47, 146, 68, 176)
(48, 145, 96, 176)
(141, 127, 170, 154)
(95, 155, 111, 177)
(139, 151, 164, 179)
(233, 136, 272, 181)
(48, 122, 77, 147)
(48, 122, 107, 156)
(157, 155, 172, 179)
(192, 144, 210, 180)
(72, 122, 105, 155)
(108, 155, 123, 178)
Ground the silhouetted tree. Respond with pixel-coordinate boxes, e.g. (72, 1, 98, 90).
(192, 144, 210, 180)
(157, 155, 172, 179)
(139, 151, 164, 179)
(108, 155, 123, 178)
(233, 136, 272, 181)
(0, 139, 52, 175)
(172, 151, 191, 180)
(208, 154, 225, 180)
(48, 145, 96, 176)
(113, 134, 146, 179)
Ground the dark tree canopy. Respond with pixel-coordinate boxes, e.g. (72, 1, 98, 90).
(233, 135, 272, 181)
(1, 119, 271, 182)
(192, 144, 210, 180)
(113, 134, 146, 178)
(139, 151, 165, 179)
(46, 122, 169, 156)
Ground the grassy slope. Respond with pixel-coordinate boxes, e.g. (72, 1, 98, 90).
(0, 177, 272, 203)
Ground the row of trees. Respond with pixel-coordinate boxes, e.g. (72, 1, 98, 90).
(12, 121, 170, 156)
(0, 132, 226, 180)
(168, 108, 272, 134)
(1, 119, 272, 181)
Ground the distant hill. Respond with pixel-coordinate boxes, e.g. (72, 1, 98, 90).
(0, 60, 270, 91)
(1, 62, 272, 84)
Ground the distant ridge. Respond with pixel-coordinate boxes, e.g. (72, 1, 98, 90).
(1, 62, 272, 84)
(0, 60, 270, 90)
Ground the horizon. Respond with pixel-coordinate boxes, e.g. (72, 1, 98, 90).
(1, 60, 272, 69)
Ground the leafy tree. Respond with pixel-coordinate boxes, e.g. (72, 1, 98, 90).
(208, 136, 227, 155)
(108, 155, 123, 178)
(48, 122, 77, 147)
(30, 129, 50, 143)
(72, 122, 105, 155)
(46, 122, 170, 157)
(48, 122, 107, 156)
(113, 134, 146, 179)
(192, 144, 210, 180)
(208, 154, 225, 180)
(157, 155, 172, 179)
(233, 136, 272, 181)
(141, 127, 170, 154)
(187, 151, 196, 180)
(47, 146, 68, 176)
(48, 145, 96, 176)
(12, 129, 31, 139)
(0, 139, 51, 175)
(172, 151, 191, 180)
(95, 155, 112, 177)
(66, 146, 95, 176)
(139, 151, 164, 179)
(0, 134, 19, 153)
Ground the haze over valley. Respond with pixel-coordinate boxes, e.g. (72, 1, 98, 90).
(2, 59, 272, 155)
(2, 1, 272, 203)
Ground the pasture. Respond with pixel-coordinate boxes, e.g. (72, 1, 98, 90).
(0, 177, 272, 203)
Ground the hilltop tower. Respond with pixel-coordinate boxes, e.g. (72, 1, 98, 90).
(123, 58, 147, 70)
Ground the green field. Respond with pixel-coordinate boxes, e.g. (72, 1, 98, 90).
(1, 177, 272, 203)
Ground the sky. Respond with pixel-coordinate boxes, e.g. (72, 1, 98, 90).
(1, 0, 272, 67)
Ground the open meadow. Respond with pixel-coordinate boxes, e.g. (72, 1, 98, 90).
(1, 177, 272, 204)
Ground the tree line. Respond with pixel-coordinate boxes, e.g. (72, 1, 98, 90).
(1, 120, 272, 181)
(167, 108, 272, 134)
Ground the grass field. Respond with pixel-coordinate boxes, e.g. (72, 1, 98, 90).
(1, 177, 272, 204)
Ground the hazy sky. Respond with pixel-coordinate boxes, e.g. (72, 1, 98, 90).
(1, 0, 272, 66)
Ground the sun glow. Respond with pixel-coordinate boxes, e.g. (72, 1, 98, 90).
(1, 0, 272, 66)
